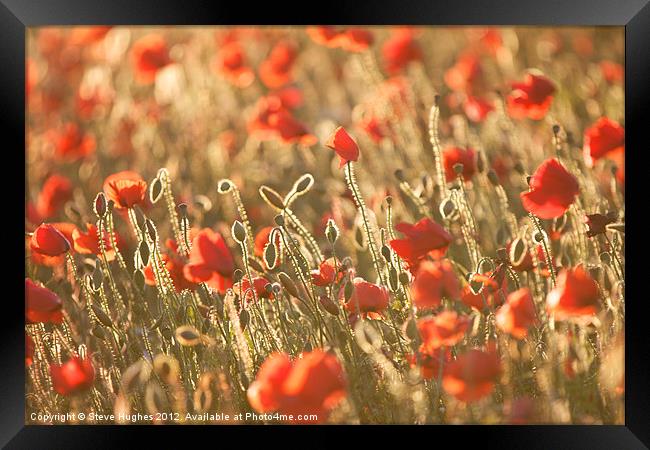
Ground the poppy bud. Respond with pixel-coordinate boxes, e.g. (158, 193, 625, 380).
(247, 257, 265, 273)
(175, 325, 202, 346)
(599, 252, 612, 265)
(476, 154, 485, 173)
(319, 295, 339, 316)
(532, 230, 547, 245)
(388, 266, 399, 292)
(274, 214, 285, 227)
(487, 169, 500, 186)
(385, 195, 393, 206)
(381, 244, 392, 262)
(325, 219, 339, 244)
(514, 161, 525, 175)
(394, 169, 405, 182)
(145, 219, 158, 242)
(344, 279, 354, 302)
(133, 269, 145, 291)
(233, 269, 243, 283)
(259, 186, 285, 210)
(453, 163, 464, 175)
(176, 203, 188, 218)
(264, 242, 277, 270)
(107, 199, 115, 213)
(231, 220, 246, 244)
(91, 265, 104, 291)
(278, 272, 300, 298)
(137, 240, 150, 267)
(552, 124, 561, 136)
(239, 308, 250, 330)
(94, 192, 107, 218)
(217, 179, 233, 194)
(91, 304, 113, 328)
(149, 177, 164, 204)
(440, 197, 457, 219)
(293, 173, 314, 194)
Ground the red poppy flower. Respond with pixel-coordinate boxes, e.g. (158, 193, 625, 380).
(520, 158, 579, 219)
(389, 218, 452, 269)
(30, 223, 71, 257)
(72, 223, 116, 261)
(36, 174, 73, 219)
(411, 260, 460, 310)
(259, 41, 297, 89)
(50, 356, 95, 396)
(130, 33, 171, 84)
(344, 277, 390, 316)
(495, 288, 537, 339)
(103, 170, 147, 210)
(442, 349, 502, 402)
(306, 27, 373, 52)
(583, 117, 625, 168)
(254, 226, 281, 258)
(28, 222, 77, 266)
(311, 258, 341, 287)
(407, 347, 452, 380)
(213, 41, 255, 88)
(183, 228, 235, 293)
(325, 126, 360, 168)
(357, 114, 390, 143)
(234, 276, 273, 304)
(464, 95, 494, 123)
(50, 122, 96, 161)
(248, 96, 317, 146)
(26, 334, 34, 367)
(444, 53, 482, 93)
(418, 311, 470, 351)
(382, 28, 423, 74)
(506, 73, 556, 120)
(460, 269, 509, 311)
(143, 239, 197, 293)
(247, 350, 346, 424)
(600, 60, 623, 84)
(25, 278, 63, 324)
(546, 266, 601, 320)
(584, 213, 616, 238)
(442, 147, 477, 182)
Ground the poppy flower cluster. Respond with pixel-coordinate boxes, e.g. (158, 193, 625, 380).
(247, 350, 347, 423)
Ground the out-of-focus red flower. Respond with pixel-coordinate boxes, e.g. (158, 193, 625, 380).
(248, 350, 346, 424)
(495, 288, 537, 339)
(213, 41, 255, 88)
(464, 95, 494, 123)
(506, 73, 556, 120)
(50, 122, 96, 162)
(418, 311, 470, 351)
(599, 60, 623, 84)
(75, 82, 114, 120)
(407, 347, 452, 380)
(30, 223, 71, 257)
(248, 95, 317, 146)
(477, 28, 503, 55)
(521, 158, 579, 219)
(460, 269, 508, 311)
(325, 126, 360, 168)
(68, 26, 111, 46)
(50, 356, 95, 396)
(259, 41, 297, 89)
(356, 114, 391, 143)
(311, 258, 343, 287)
(103, 170, 147, 209)
(130, 33, 171, 84)
(442, 146, 477, 182)
(143, 239, 197, 293)
(584, 213, 616, 238)
(583, 117, 624, 168)
(26, 58, 37, 99)
(442, 349, 501, 402)
(390, 218, 452, 270)
(411, 260, 460, 310)
(25, 278, 63, 324)
(183, 228, 234, 293)
(382, 28, 423, 74)
(306, 26, 373, 52)
(36, 174, 73, 219)
(26, 334, 34, 367)
(72, 223, 116, 261)
(547, 266, 601, 320)
(444, 53, 482, 93)
(344, 277, 390, 317)
(234, 276, 273, 304)
(508, 397, 537, 424)
(28, 222, 77, 266)
(110, 118, 137, 157)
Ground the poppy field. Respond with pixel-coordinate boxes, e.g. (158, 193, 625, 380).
(25, 26, 625, 424)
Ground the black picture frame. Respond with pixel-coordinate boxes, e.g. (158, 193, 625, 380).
(3, 1, 648, 448)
